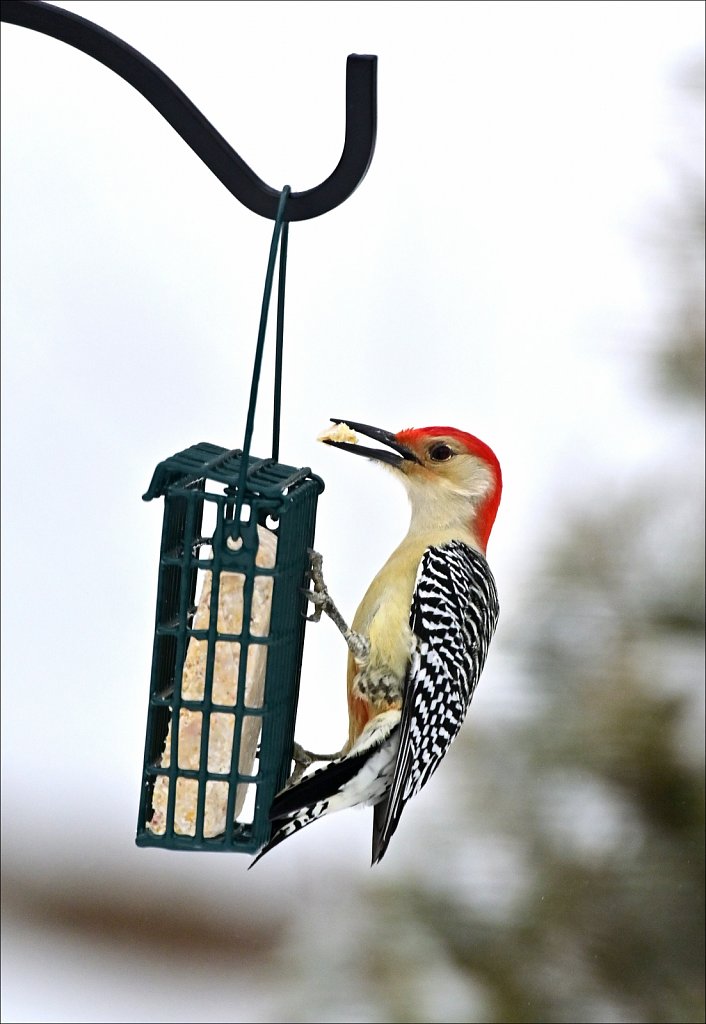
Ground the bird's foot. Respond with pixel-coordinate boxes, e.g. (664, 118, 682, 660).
(303, 552, 369, 662)
(303, 550, 339, 624)
(286, 741, 344, 786)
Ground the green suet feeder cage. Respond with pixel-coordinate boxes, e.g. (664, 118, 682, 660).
(136, 442, 323, 853)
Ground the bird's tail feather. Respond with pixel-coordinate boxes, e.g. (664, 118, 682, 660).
(250, 750, 372, 867)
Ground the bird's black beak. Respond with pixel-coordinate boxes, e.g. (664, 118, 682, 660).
(322, 419, 420, 467)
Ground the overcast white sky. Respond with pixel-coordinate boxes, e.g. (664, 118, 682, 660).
(2, 2, 704, 1020)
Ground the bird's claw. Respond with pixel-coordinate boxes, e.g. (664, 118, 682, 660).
(307, 549, 326, 590)
(287, 741, 342, 787)
(302, 548, 354, 641)
(301, 586, 329, 622)
(286, 742, 314, 785)
(302, 550, 332, 622)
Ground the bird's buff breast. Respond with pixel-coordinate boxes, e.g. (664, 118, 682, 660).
(348, 574, 412, 704)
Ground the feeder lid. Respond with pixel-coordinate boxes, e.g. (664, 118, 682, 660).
(143, 441, 324, 502)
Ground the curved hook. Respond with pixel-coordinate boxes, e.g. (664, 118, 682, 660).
(0, 0, 377, 221)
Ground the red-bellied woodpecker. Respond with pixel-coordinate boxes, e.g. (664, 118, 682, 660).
(251, 420, 501, 866)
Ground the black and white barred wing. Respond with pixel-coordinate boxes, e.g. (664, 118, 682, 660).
(372, 541, 499, 863)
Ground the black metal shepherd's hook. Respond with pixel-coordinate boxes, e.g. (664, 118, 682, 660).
(0, 0, 377, 221)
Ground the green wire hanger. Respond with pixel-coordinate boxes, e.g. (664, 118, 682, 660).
(234, 186, 291, 527)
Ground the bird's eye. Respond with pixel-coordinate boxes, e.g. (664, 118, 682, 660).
(429, 443, 454, 462)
